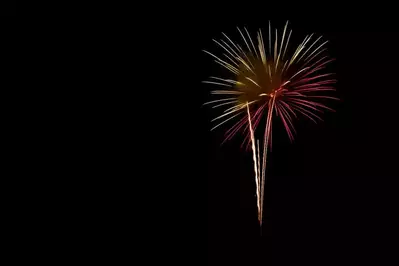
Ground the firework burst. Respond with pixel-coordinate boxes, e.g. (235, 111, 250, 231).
(203, 21, 337, 226)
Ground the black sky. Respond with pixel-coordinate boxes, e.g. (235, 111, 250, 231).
(190, 20, 399, 265)
(19, 17, 399, 264)
(0, 1, 15, 16)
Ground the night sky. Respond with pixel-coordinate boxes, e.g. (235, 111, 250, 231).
(193, 20, 399, 265)
(14, 16, 398, 264)
(0, 1, 15, 16)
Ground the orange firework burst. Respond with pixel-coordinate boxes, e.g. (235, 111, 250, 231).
(203, 21, 337, 226)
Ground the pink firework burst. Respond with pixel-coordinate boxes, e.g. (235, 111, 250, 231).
(203, 21, 338, 226)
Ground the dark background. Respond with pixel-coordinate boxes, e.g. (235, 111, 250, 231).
(5, 15, 398, 264)
(191, 20, 399, 265)
(0, 1, 15, 16)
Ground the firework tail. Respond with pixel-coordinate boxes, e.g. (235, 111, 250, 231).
(246, 103, 261, 218)
(260, 95, 276, 227)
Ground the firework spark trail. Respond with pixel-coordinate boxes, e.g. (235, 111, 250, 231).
(203, 22, 337, 228)
(260, 95, 276, 225)
(246, 103, 260, 215)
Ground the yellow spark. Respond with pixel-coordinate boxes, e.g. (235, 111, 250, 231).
(276, 21, 289, 70)
(213, 39, 241, 66)
(274, 29, 278, 62)
(297, 36, 323, 63)
(211, 111, 244, 131)
(288, 34, 314, 66)
(287, 67, 310, 81)
(203, 98, 236, 106)
(212, 101, 238, 108)
(244, 27, 259, 58)
(258, 30, 267, 66)
(268, 21, 271, 56)
(203, 50, 240, 73)
(215, 60, 239, 74)
(209, 77, 238, 84)
(245, 77, 261, 88)
(211, 90, 243, 95)
(282, 29, 292, 60)
(202, 81, 232, 87)
(222, 32, 242, 55)
(302, 41, 329, 64)
(236, 43, 256, 69)
(211, 103, 246, 122)
(237, 27, 253, 55)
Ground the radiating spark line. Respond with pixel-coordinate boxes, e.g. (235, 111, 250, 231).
(214, 60, 240, 75)
(302, 40, 329, 64)
(221, 37, 256, 70)
(212, 101, 256, 122)
(289, 34, 314, 66)
(211, 90, 243, 95)
(236, 44, 256, 69)
(223, 53, 240, 67)
(287, 67, 310, 81)
(274, 29, 278, 64)
(245, 27, 259, 58)
(222, 32, 242, 55)
(297, 36, 323, 63)
(215, 39, 241, 59)
(211, 111, 245, 131)
(210, 77, 241, 84)
(203, 50, 240, 72)
(302, 48, 327, 66)
(213, 39, 244, 65)
(282, 29, 292, 61)
(291, 98, 335, 112)
(212, 101, 238, 108)
(280, 101, 297, 118)
(297, 57, 334, 78)
(287, 98, 323, 112)
(269, 21, 272, 56)
(203, 98, 236, 105)
(258, 30, 267, 66)
(250, 104, 266, 134)
(281, 60, 289, 74)
(282, 80, 291, 86)
(276, 21, 288, 70)
(237, 27, 253, 55)
(237, 57, 256, 74)
(251, 103, 267, 134)
(277, 105, 294, 141)
(223, 114, 247, 137)
(302, 95, 340, 100)
(289, 103, 323, 122)
(292, 74, 335, 86)
(224, 104, 244, 113)
(223, 117, 247, 143)
(202, 81, 233, 87)
(295, 87, 335, 93)
(279, 103, 296, 133)
(211, 104, 245, 121)
(246, 77, 261, 87)
(293, 79, 337, 89)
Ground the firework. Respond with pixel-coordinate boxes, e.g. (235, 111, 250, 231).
(203, 21, 337, 226)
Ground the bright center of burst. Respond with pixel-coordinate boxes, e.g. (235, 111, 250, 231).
(236, 57, 284, 104)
